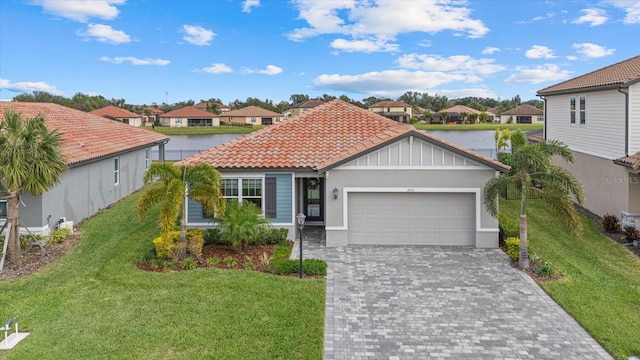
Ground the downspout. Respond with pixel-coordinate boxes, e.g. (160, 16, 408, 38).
(537, 94, 546, 140)
(618, 87, 630, 156)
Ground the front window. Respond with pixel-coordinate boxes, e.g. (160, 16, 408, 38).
(220, 177, 263, 209)
(570, 97, 576, 124)
(114, 157, 120, 185)
(145, 148, 150, 169)
(251, 117, 256, 123)
(579, 96, 586, 125)
(0, 200, 6, 218)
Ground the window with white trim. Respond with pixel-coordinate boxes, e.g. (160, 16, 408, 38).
(570, 97, 576, 124)
(114, 157, 120, 185)
(579, 96, 586, 125)
(145, 148, 150, 169)
(221, 177, 264, 211)
(0, 200, 6, 218)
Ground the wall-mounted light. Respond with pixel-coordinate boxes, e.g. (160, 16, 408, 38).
(333, 187, 339, 200)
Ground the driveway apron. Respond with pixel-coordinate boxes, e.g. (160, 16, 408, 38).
(302, 241, 612, 360)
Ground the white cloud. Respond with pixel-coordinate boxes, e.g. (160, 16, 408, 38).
(505, 64, 571, 84)
(605, 0, 640, 24)
(287, 0, 488, 53)
(572, 8, 608, 26)
(243, 65, 283, 75)
(77, 24, 130, 44)
(0, 78, 63, 95)
(242, 0, 260, 13)
(566, 55, 578, 61)
(396, 54, 505, 76)
(482, 46, 500, 55)
(200, 63, 233, 74)
(100, 56, 170, 66)
(525, 45, 556, 59)
(330, 38, 399, 53)
(417, 39, 431, 48)
(436, 87, 499, 99)
(572, 43, 615, 58)
(32, 0, 124, 22)
(182, 25, 216, 46)
(517, 12, 555, 24)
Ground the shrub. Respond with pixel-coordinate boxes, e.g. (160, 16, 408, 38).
(186, 229, 204, 259)
(505, 237, 522, 260)
(255, 227, 288, 245)
(163, 261, 177, 270)
(273, 259, 299, 275)
(181, 257, 197, 270)
(223, 256, 237, 267)
(152, 229, 206, 260)
(530, 253, 556, 277)
(602, 214, 621, 233)
(48, 228, 72, 244)
(218, 201, 268, 252)
(243, 256, 254, 271)
(207, 257, 219, 266)
(498, 214, 519, 245)
(204, 228, 223, 245)
(303, 259, 327, 276)
(259, 252, 273, 272)
(623, 225, 639, 242)
(497, 152, 512, 167)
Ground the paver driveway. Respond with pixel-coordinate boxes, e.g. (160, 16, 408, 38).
(303, 243, 612, 359)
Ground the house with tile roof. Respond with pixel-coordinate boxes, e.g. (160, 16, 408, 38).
(142, 106, 164, 125)
(497, 104, 543, 124)
(0, 102, 168, 235)
(437, 105, 482, 124)
(537, 55, 640, 226)
(289, 99, 324, 116)
(90, 105, 143, 127)
(180, 100, 509, 247)
(158, 106, 220, 127)
(220, 106, 283, 125)
(194, 101, 230, 113)
(368, 100, 413, 123)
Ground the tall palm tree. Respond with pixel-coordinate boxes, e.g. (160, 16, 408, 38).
(136, 162, 225, 259)
(483, 131, 585, 269)
(0, 110, 67, 261)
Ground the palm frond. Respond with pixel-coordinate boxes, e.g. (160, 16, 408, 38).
(537, 139, 574, 163)
(483, 175, 514, 217)
(135, 185, 167, 221)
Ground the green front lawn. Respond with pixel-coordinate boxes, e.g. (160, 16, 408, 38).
(501, 199, 640, 359)
(148, 125, 265, 135)
(415, 123, 543, 131)
(0, 191, 325, 359)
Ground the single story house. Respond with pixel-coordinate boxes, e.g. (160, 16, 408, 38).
(194, 101, 230, 113)
(368, 100, 413, 123)
(180, 100, 509, 247)
(437, 105, 482, 124)
(142, 106, 164, 126)
(497, 104, 543, 124)
(220, 106, 283, 125)
(159, 106, 221, 127)
(537, 55, 640, 226)
(90, 105, 143, 127)
(0, 102, 168, 234)
(289, 99, 324, 116)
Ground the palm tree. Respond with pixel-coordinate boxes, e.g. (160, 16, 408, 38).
(483, 131, 585, 269)
(136, 162, 225, 259)
(218, 200, 268, 253)
(494, 128, 512, 156)
(0, 110, 67, 261)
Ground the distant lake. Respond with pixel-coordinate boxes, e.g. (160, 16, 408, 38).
(154, 131, 502, 161)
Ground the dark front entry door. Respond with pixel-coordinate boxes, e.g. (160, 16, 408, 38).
(304, 178, 323, 221)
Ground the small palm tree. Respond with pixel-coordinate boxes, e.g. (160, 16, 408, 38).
(0, 110, 67, 261)
(218, 201, 268, 253)
(136, 162, 225, 259)
(494, 128, 512, 155)
(484, 131, 585, 269)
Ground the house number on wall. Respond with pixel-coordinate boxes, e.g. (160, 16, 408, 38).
(407, 188, 415, 192)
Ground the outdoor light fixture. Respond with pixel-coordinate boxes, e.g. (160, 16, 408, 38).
(333, 187, 339, 200)
(296, 213, 306, 279)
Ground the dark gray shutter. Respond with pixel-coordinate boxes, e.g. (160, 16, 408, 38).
(265, 177, 277, 218)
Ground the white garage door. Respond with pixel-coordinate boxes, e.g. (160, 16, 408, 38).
(348, 192, 475, 245)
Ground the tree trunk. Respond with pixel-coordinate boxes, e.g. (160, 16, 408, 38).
(6, 192, 21, 262)
(519, 183, 530, 269)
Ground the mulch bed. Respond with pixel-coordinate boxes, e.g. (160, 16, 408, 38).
(576, 205, 640, 259)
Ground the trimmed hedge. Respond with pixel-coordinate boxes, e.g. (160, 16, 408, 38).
(271, 243, 327, 276)
(204, 226, 288, 246)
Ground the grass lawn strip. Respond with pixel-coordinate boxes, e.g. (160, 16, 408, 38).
(0, 190, 325, 359)
(501, 199, 640, 359)
(415, 123, 543, 131)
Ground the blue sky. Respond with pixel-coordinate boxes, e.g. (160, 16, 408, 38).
(1, 0, 638, 106)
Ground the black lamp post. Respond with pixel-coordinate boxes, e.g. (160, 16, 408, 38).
(296, 213, 306, 279)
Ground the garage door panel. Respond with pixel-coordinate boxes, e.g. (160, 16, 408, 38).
(348, 192, 474, 246)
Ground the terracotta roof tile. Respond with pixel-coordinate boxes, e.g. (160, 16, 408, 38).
(223, 106, 282, 117)
(538, 55, 640, 95)
(293, 99, 324, 109)
(90, 105, 140, 118)
(500, 104, 543, 116)
(180, 99, 509, 173)
(144, 106, 164, 115)
(0, 102, 168, 165)
(614, 153, 638, 168)
(370, 100, 411, 108)
(160, 106, 219, 118)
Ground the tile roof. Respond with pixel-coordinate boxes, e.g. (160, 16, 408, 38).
(160, 106, 219, 118)
(538, 55, 640, 95)
(90, 105, 140, 118)
(144, 106, 164, 115)
(222, 106, 282, 117)
(293, 99, 324, 109)
(180, 99, 509, 173)
(195, 101, 229, 110)
(441, 105, 482, 114)
(369, 100, 411, 108)
(500, 104, 543, 116)
(613, 153, 639, 168)
(0, 102, 168, 166)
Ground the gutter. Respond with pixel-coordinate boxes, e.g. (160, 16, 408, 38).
(537, 94, 546, 140)
(618, 86, 630, 156)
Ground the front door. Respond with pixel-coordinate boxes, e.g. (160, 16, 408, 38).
(304, 178, 323, 222)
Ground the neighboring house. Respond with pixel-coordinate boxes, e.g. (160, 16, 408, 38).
(437, 105, 482, 124)
(498, 104, 543, 124)
(487, 107, 501, 122)
(158, 106, 221, 127)
(537, 55, 640, 226)
(0, 102, 168, 235)
(90, 105, 143, 127)
(289, 99, 324, 116)
(368, 100, 413, 123)
(220, 106, 283, 125)
(180, 100, 509, 247)
(142, 106, 164, 126)
(194, 101, 230, 113)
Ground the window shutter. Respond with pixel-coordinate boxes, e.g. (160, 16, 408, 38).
(265, 177, 277, 218)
